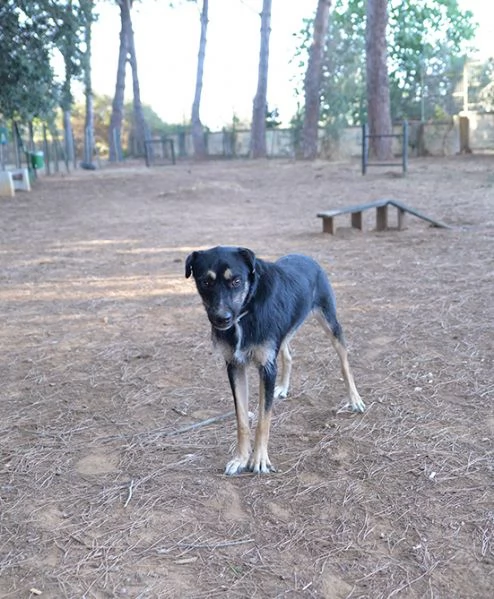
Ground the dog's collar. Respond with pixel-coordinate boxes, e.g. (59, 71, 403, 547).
(237, 310, 249, 322)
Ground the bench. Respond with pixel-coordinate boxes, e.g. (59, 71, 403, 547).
(317, 199, 451, 234)
(0, 168, 31, 198)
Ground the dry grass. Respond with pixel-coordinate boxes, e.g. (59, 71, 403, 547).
(0, 156, 493, 598)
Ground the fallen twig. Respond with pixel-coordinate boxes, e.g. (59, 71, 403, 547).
(124, 479, 134, 508)
(166, 411, 236, 436)
(156, 538, 255, 553)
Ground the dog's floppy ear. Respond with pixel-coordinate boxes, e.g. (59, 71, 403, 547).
(237, 247, 256, 275)
(185, 251, 198, 279)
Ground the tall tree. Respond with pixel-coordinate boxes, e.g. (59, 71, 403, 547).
(80, 0, 96, 167)
(365, 0, 392, 159)
(108, 1, 129, 161)
(191, 0, 209, 159)
(108, 0, 149, 161)
(296, 0, 476, 128)
(301, 0, 331, 159)
(250, 0, 272, 159)
(57, 0, 82, 167)
(126, 2, 149, 156)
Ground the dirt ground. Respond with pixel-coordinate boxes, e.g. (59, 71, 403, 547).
(0, 156, 493, 599)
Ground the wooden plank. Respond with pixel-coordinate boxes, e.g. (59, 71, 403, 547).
(387, 200, 452, 229)
(351, 211, 363, 230)
(376, 205, 388, 230)
(318, 198, 453, 234)
(397, 207, 407, 230)
(321, 216, 335, 234)
(317, 198, 388, 219)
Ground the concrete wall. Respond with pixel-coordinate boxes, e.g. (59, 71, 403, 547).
(3, 114, 492, 172)
(469, 112, 494, 150)
(166, 116, 487, 160)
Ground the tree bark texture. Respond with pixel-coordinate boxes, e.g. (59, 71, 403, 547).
(63, 109, 75, 167)
(126, 0, 150, 157)
(61, 0, 75, 167)
(108, 0, 128, 162)
(301, 0, 331, 160)
(365, 0, 392, 160)
(191, 0, 209, 159)
(82, 1, 95, 165)
(250, 0, 272, 159)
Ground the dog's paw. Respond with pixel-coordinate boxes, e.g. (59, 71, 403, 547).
(337, 395, 366, 414)
(224, 456, 250, 476)
(350, 395, 366, 413)
(248, 452, 277, 475)
(274, 385, 288, 400)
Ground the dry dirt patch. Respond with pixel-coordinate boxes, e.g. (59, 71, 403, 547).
(0, 157, 493, 598)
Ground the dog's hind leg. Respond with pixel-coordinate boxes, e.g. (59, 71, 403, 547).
(275, 340, 292, 399)
(250, 361, 277, 474)
(315, 310, 365, 413)
(225, 363, 252, 475)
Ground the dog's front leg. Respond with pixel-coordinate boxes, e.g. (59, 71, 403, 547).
(224, 363, 251, 475)
(250, 361, 277, 474)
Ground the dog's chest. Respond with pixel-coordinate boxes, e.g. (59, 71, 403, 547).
(214, 323, 275, 366)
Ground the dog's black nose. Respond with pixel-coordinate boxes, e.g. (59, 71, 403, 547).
(211, 311, 234, 330)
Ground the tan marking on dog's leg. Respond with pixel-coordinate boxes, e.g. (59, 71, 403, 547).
(224, 366, 251, 476)
(315, 312, 365, 413)
(250, 376, 275, 474)
(275, 341, 292, 399)
(330, 336, 365, 412)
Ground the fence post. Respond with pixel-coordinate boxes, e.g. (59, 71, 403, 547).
(43, 124, 51, 175)
(144, 140, 150, 167)
(362, 123, 368, 175)
(168, 139, 176, 165)
(402, 120, 408, 174)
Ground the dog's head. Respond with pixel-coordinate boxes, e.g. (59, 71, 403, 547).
(185, 246, 257, 331)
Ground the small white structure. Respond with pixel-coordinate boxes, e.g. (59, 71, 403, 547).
(0, 168, 31, 197)
(11, 168, 31, 191)
(0, 171, 15, 197)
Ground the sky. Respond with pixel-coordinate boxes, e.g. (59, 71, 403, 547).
(89, 0, 494, 130)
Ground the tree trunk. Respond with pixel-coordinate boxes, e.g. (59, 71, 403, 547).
(82, 0, 95, 166)
(301, 0, 331, 160)
(365, 0, 392, 160)
(63, 110, 75, 168)
(109, 0, 129, 162)
(61, 0, 75, 168)
(125, 0, 149, 157)
(191, 0, 209, 160)
(250, 0, 272, 159)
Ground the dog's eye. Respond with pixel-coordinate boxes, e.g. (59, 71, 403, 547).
(231, 277, 241, 288)
(202, 278, 215, 288)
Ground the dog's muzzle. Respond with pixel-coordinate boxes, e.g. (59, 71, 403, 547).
(209, 310, 234, 331)
(209, 309, 248, 331)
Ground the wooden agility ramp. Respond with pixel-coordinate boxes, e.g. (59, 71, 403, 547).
(317, 199, 452, 235)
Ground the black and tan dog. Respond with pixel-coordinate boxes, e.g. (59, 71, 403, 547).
(185, 246, 365, 475)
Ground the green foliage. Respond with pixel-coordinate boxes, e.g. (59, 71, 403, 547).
(71, 95, 183, 156)
(51, 1, 87, 110)
(294, 0, 477, 126)
(0, 1, 58, 120)
(0, 1, 89, 120)
(466, 58, 494, 112)
(388, 0, 476, 120)
(265, 107, 281, 129)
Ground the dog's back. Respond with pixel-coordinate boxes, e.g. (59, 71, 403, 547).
(248, 254, 339, 344)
